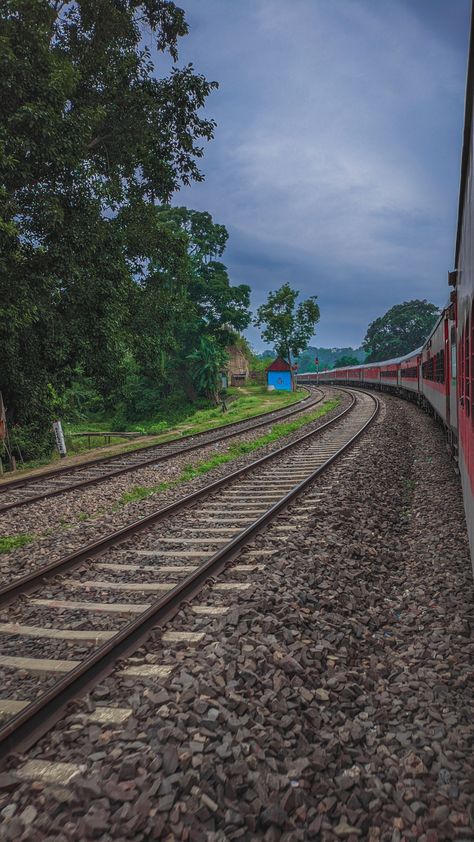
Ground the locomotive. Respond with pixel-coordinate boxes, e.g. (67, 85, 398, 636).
(298, 9, 474, 564)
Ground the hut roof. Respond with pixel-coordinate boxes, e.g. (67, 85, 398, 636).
(266, 356, 292, 372)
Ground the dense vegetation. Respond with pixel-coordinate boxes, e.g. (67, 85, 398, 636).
(333, 355, 360, 368)
(363, 300, 440, 362)
(0, 1, 251, 460)
(256, 346, 366, 372)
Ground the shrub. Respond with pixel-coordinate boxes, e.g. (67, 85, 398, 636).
(8, 422, 55, 462)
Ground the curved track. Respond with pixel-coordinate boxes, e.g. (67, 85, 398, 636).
(0, 388, 378, 759)
(0, 388, 323, 514)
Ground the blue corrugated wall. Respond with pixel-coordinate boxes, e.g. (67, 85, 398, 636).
(267, 371, 292, 391)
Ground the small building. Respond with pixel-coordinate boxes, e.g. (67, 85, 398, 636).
(266, 357, 293, 391)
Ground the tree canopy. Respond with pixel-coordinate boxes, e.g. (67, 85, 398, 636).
(334, 355, 360, 368)
(363, 300, 440, 363)
(254, 284, 320, 372)
(0, 1, 251, 458)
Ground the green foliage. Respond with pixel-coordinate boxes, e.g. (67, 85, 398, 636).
(8, 422, 55, 462)
(0, 3, 254, 465)
(363, 300, 440, 362)
(118, 483, 169, 507)
(255, 283, 320, 377)
(0, 0, 221, 455)
(0, 534, 35, 554)
(334, 355, 361, 368)
(277, 346, 365, 372)
(187, 337, 228, 404)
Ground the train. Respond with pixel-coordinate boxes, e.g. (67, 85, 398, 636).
(298, 8, 474, 566)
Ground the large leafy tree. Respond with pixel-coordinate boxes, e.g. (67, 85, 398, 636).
(255, 283, 320, 382)
(363, 300, 440, 362)
(163, 207, 251, 341)
(334, 355, 360, 368)
(157, 207, 251, 394)
(0, 0, 217, 451)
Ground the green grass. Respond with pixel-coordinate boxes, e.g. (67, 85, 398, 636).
(118, 483, 169, 507)
(116, 397, 340, 508)
(65, 383, 306, 445)
(0, 533, 35, 554)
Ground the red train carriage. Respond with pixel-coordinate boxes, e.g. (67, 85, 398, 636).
(362, 366, 381, 385)
(421, 313, 449, 426)
(379, 361, 399, 388)
(453, 6, 474, 557)
(399, 348, 422, 394)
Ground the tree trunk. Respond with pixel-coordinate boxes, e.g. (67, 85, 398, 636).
(287, 346, 295, 391)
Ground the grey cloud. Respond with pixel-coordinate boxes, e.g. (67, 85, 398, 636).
(172, 0, 469, 348)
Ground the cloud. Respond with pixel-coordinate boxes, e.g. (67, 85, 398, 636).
(174, 0, 469, 347)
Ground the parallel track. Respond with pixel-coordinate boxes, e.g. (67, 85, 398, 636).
(0, 388, 378, 759)
(0, 387, 323, 514)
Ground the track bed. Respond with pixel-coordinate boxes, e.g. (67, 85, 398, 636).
(0, 389, 322, 514)
(1, 394, 472, 840)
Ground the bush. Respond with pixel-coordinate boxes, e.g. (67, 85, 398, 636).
(8, 422, 55, 462)
(147, 421, 169, 435)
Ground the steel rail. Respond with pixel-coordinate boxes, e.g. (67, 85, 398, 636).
(0, 387, 315, 491)
(0, 389, 353, 607)
(0, 389, 378, 759)
(0, 388, 324, 514)
(0, 395, 380, 764)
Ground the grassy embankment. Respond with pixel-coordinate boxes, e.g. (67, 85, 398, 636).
(5, 384, 308, 477)
(65, 383, 305, 453)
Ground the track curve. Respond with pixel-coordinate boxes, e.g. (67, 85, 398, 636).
(0, 387, 323, 514)
(0, 388, 378, 760)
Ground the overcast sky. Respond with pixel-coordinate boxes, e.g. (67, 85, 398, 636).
(166, 0, 471, 350)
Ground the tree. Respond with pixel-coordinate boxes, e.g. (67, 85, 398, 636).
(163, 207, 251, 344)
(187, 337, 228, 404)
(334, 355, 360, 368)
(0, 0, 218, 453)
(255, 283, 320, 387)
(363, 300, 440, 362)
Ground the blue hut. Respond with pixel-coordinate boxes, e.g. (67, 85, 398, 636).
(266, 356, 293, 391)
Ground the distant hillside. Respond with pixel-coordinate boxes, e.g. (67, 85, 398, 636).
(256, 346, 366, 372)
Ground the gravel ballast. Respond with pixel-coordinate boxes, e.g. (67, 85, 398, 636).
(1, 392, 473, 841)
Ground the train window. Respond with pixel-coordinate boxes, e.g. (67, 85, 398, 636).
(435, 350, 445, 383)
(402, 365, 417, 378)
(460, 328, 465, 411)
(380, 369, 397, 378)
(422, 352, 445, 383)
(422, 357, 434, 380)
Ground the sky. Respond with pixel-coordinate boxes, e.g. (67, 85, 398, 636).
(160, 0, 471, 350)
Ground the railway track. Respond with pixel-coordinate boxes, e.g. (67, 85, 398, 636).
(0, 387, 323, 514)
(0, 387, 377, 760)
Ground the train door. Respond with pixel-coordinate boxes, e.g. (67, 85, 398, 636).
(444, 317, 450, 427)
(450, 321, 457, 430)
